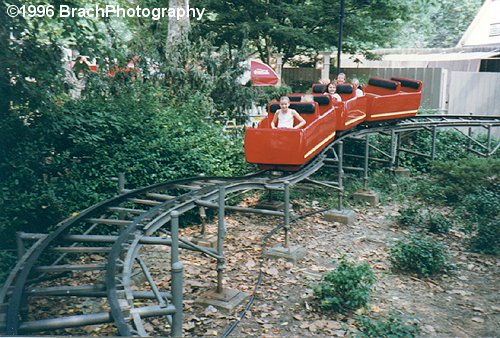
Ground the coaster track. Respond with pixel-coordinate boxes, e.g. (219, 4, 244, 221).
(1, 115, 498, 336)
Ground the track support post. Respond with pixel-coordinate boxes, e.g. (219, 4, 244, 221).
(324, 141, 356, 224)
(353, 135, 379, 205)
(337, 141, 344, 210)
(467, 118, 473, 151)
(195, 185, 248, 311)
(389, 130, 396, 171)
(16, 232, 25, 261)
(199, 207, 207, 236)
(363, 135, 370, 190)
(170, 211, 183, 337)
(487, 125, 492, 154)
(118, 173, 126, 193)
(216, 185, 226, 294)
(392, 131, 411, 176)
(284, 181, 290, 249)
(264, 180, 305, 263)
(431, 127, 437, 161)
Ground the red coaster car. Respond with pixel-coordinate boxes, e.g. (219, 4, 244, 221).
(364, 77, 422, 121)
(244, 77, 422, 170)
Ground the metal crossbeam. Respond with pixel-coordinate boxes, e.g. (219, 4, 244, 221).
(2, 114, 498, 337)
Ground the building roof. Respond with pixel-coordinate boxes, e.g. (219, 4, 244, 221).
(341, 49, 500, 72)
(338, 1, 500, 72)
(457, 0, 500, 48)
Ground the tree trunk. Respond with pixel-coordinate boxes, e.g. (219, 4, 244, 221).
(167, 0, 191, 47)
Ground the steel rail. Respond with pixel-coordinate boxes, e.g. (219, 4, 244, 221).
(107, 176, 292, 335)
(1, 173, 264, 335)
(1, 115, 498, 336)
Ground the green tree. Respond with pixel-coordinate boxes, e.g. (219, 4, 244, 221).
(396, 0, 482, 48)
(0, 0, 113, 250)
(0, 0, 253, 254)
(193, 0, 410, 64)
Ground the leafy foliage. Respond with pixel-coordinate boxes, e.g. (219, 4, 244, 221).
(396, 205, 452, 234)
(0, 81, 250, 251)
(393, 156, 499, 254)
(426, 157, 499, 203)
(455, 187, 500, 255)
(455, 190, 500, 229)
(398, 130, 473, 172)
(390, 233, 449, 277)
(471, 220, 500, 256)
(356, 312, 420, 338)
(0, 0, 261, 256)
(427, 213, 452, 234)
(0, 0, 113, 118)
(314, 257, 375, 312)
(194, 0, 410, 64)
(0, 251, 17, 287)
(396, 205, 422, 227)
(396, 0, 482, 48)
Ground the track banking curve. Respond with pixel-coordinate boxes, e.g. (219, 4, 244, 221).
(0, 114, 499, 336)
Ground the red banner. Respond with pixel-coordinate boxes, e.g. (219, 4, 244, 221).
(250, 60, 279, 86)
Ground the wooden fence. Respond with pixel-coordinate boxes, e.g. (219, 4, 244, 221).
(281, 67, 500, 137)
(448, 72, 500, 115)
(282, 67, 446, 111)
(448, 71, 500, 137)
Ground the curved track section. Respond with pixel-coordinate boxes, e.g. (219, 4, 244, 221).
(1, 115, 499, 336)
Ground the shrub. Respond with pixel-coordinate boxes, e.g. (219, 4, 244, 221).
(0, 251, 17, 286)
(471, 219, 500, 255)
(0, 82, 251, 251)
(390, 233, 449, 277)
(365, 171, 419, 203)
(356, 312, 420, 338)
(396, 205, 422, 227)
(428, 157, 499, 203)
(427, 213, 452, 234)
(251, 85, 292, 107)
(342, 130, 472, 173)
(455, 189, 500, 229)
(314, 257, 375, 312)
(398, 129, 471, 171)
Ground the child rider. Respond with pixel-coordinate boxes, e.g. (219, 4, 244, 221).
(271, 96, 306, 129)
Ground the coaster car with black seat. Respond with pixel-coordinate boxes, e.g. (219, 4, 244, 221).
(244, 76, 422, 171)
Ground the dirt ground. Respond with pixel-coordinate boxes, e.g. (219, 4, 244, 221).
(28, 192, 499, 337)
(143, 194, 499, 337)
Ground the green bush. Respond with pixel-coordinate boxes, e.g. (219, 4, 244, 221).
(251, 85, 292, 107)
(427, 213, 452, 234)
(398, 130, 472, 171)
(341, 130, 475, 173)
(396, 206, 452, 234)
(390, 233, 449, 277)
(356, 312, 420, 338)
(471, 219, 500, 255)
(287, 79, 313, 93)
(0, 82, 251, 251)
(365, 171, 419, 203)
(0, 251, 17, 286)
(396, 205, 422, 227)
(455, 189, 500, 229)
(314, 257, 375, 312)
(454, 188, 500, 255)
(427, 157, 499, 203)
